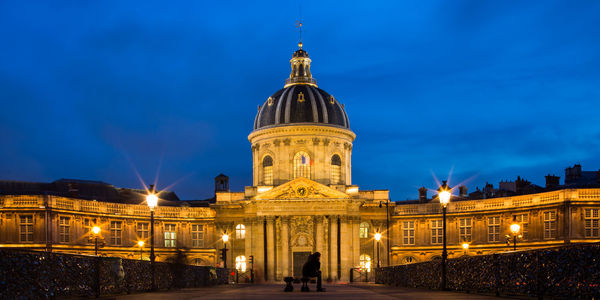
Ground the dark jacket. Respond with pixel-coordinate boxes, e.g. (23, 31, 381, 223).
(302, 254, 321, 277)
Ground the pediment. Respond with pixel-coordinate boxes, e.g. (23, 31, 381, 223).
(254, 177, 350, 200)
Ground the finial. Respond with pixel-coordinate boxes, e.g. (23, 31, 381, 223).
(298, 41, 303, 49)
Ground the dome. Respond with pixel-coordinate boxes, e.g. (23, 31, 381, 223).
(253, 43, 350, 130)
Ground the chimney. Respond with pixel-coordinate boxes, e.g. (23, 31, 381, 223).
(458, 185, 468, 197)
(418, 186, 428, 203)
(545, 174, 560, 189)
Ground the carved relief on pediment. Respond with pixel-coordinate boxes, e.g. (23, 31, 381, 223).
(292, 232, 314, 248)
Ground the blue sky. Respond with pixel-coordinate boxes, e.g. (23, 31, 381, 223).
(1, 1, 599, 200)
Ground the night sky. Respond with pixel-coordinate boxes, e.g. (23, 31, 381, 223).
(1, 1, 599, 201)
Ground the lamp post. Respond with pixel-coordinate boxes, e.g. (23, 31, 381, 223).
(374, 232, 382, 269)
(138, 240, 145, 260)
(379, 201, 390, 266)
(146, 189, 158, 291)
(438, 181, 451, 291)
(222, 234, 229, 269)
(92, 226, 101, 256)
(510, 223, 521, 251)
(92, 225, 101, 298)
(462, 243, 469, 255)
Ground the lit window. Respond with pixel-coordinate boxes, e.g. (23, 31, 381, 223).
(137, 222, 149, 240)
(585, 209, 600, 237)
(359, 222, 370, 239)
(110, 221, 122, 245)
(192, 224, 204, 247)
(331, 154, 341, 184)
(263, 156, 273, 185)
(293, 151, 311, 179)
(236, 224, 246, 239)
(19, 215, 33, 242)
(459, 218, 472, 242)
(488, 216, 500, 242)
(59, 216, 70, 243)
(403, 221, 415, 245)
(431, 220, 442, 244)
(359, 254, 371, 272)
(543, 211, 557, 239)
(164, 224, 176, 247)
(236, 255, 247, 272)
(513, 214, 529, 239)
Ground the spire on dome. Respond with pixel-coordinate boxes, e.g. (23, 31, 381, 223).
(285, 42, 317, 87)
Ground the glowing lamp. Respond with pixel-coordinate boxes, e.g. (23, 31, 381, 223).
(138, 240, 145, 247)
(510, 223, 521, 235)
(222, 234, 229, 243)
(92, 226, 101, 235)
(146, 193, 158, 210)
(374, 232, 382, 241)
(438, 190, 451, 207)
(462, 243, 469, 250)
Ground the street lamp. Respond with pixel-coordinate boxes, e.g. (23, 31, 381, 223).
(462, 243, 469, 254)
(374, 232, 382, 269)
(438, 181, 451, 291)
(92, 226, 101, 256)
(146, 188, 158, 291)
(509, 223, 521, 251)
(222, 234, 229, 269)
(138, 240, 145, 260)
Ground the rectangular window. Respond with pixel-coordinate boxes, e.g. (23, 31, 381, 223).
(584, 209, 599, 238)
(164, 224, 176, 247)
(264, 166, 273, 185)
(402, 221, 415, 245)
(110, 221, 122, 245)
(59, 216, 70, 243)
(191, 224, 204, 247)
(488, 216, 500, 242)
(459, 218, 472, 242)
(513, 213, 529, 240)
(137, 222, 149, 240)
(19, 215, 34, 242)
(543, 211, 557, 239)
(430, 220, 442, 244)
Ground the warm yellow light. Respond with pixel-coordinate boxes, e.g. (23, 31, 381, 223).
(462, 243, 469, 250)
(92, 226, 101, 235)
(137, 240, 144, 247)
(374, 232, 382, 241)
(439, 190, 451, 207)
(222, 234, 229, 243)
(510, 223, 521, 235)
(146, 193, 158, 209)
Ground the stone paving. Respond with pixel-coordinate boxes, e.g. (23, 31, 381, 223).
(115, 283, 508, 299)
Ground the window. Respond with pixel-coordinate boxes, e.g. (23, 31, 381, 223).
(192, 224, 204, 247)
(431, 220, 442, 244)
(110, 221, 122, 245)
(359, 254, 371, 272)
(543, 211, 557, 239)
(59, 216, 70, 243)
(331, 154, 341, 184)
(19, 215, 33, 242)
(359, 222, 370, 239)
(293, 151, 311, 179)
(513, 213, 529, 239)
(459, 218, 472, 242)
(164, 224, 176, 247)
(235, 224, 245, 239)
(83, 218, 95, 243)
(137, 222, 149, 240)
(235, 255, 247, 272)
(403, 221, 415, 245)
(585, 209, 600, 237)
(488, 216, 500, 242)
(262, 156, 273, 185)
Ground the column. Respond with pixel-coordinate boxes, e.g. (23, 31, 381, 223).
(339, 216, 350, 282)
(280, 217, 290, 277)
(252, 217, 265, 282)
(315, 216, 324, 255)
(266, 217, 275, 281)
(352, 217, 360, 268)
(244, 218, 252, 263)
(329, 215, 338, 280)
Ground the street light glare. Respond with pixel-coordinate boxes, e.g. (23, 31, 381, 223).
(439, 190, 451, 206)
(510, 223, 521, 235)
(92, 226, 101, 235)
(374, 232, 382, 241)
(138, 240, 145, 247)
(462, 243, 469, 250)
(146, 193, 158, 209)
(222, 234, 229, 243)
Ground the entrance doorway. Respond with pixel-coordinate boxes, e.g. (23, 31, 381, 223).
(293, 252, 311, 278)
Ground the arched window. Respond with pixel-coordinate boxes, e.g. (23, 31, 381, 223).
(331, 154, 341, 184)
(235, 255, 247, 272)
(359, 222, 370, 239)
(262, 156, 273, 185)
(359, 254, 371, 272)
(235, 224, 245, 239)
(293, 151, 311, 179)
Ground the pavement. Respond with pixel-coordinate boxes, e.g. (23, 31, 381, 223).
(115, 283, 508, 299)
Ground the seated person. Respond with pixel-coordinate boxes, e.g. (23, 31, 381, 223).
(301, 252, 324, 292)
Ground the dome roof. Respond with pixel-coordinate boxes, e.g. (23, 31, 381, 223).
(254, 85, 350, 130)
(253, 43, 350, 130)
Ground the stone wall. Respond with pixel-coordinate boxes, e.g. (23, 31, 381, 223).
(376, 242, 600, 298)
(0, 249, 225, 299)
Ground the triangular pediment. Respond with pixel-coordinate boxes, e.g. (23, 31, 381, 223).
(254, 177, 350, 200)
